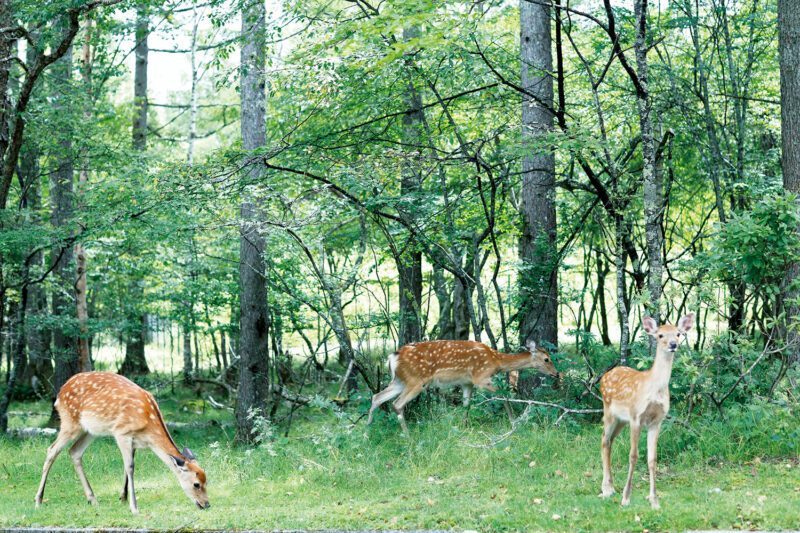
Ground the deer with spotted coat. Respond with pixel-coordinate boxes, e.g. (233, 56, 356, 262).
(35, 372, 210, 513)
(599, 313, 694, 509)
(367, 339, 559, 434)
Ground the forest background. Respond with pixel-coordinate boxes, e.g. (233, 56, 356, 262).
(0, 0, 799, 530)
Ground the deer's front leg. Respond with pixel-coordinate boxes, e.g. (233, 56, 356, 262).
(116, 436, 138, 514)
(621, 423, 641, 506)
(646, 423, 662, 509)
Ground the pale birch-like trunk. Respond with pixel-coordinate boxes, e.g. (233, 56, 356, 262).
(634, 0, 662, 323)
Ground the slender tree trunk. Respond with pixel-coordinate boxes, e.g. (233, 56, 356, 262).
(236, 0, 272, 444)
(19, 137, 52, 391)
(779, 0, 800, 363)
(50, 40, 78, 405)
(187, 2, 199, 165)
(396, 26, 424, 346)
(75, 16, 93, 372)
(519, 0, 557, 352)
(634, 0, 663, 323)
(451, 252, 473, 341)
(596, 253, 612, 346)
(120, 3, 150, 376)
(0, 274, 28, 433)
(183, 325, 193, 383)
(432, 264, 454, 339)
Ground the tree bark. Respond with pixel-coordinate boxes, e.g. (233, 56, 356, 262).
(236, 0, 272, 444)
(779, 0, 800, 363)
(120, 3, 150, 376)
(519, 0, 558, 352)
(183, 325, 193, 383)
(50, 40, 78, 402)
(397, 26, 424, 346)
(634, 0, 663, 323)
(432, 264, 454, 339)
(75, 16, 93, 372)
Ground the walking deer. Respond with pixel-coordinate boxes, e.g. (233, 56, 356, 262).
(600, 313, 694, 509)
(35, 372, 210, 513)
(367, 339, 559, 434)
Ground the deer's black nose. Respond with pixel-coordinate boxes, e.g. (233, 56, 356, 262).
(669, 341, 677, 350)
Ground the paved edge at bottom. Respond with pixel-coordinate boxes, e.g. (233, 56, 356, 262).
(0, 526, 462, 533)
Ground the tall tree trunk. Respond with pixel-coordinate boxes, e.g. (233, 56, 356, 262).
(519, 0, 558, 352)
(120, 3, 150, 376)
(432, 264, 454, 339)
(451, 251, 474, 341)
(396, 26, 423, 346)
(596, 253, 612, 346)
(236, 0, 271, 444)
(0, 274, 28, 433)
(634, 0, 663, 323)
(75, 16, 93, 372)
(780, 0, 800, 364)
(187, 2, 199, 165)
(19, 137, 52, 391)
(518, 0, 557, 397)
(50, 40, 78, 404)
(183, 325, 193, 383)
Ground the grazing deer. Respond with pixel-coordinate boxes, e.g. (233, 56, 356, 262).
(600, 313, 694, 509)
(35, 372, 210, 513)
(367, 339, 559, 434)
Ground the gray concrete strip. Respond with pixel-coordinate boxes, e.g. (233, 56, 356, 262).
(0, 526, 460, 533)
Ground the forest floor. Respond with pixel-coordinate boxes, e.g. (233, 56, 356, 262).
(0, 386, 798, 532)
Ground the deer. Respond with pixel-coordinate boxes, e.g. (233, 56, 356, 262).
(599, 312, 694, 509)
(35, 372, 210, 514)
(367, 339, 559, 434)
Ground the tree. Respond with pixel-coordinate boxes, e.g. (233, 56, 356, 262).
(518, 0, 557, 354)
(397, 26, 424, 346)
(119, 2, 151, 376)
(634, 0, 662, 323)
(780, 0, 800, 363)
(236, 0, 272, 444)
(50, 34, 79, 405)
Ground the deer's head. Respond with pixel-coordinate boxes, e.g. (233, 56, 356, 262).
(522, 339, 560, 378)
(642, 313, 695, 356)
(169, 446, 210, 509)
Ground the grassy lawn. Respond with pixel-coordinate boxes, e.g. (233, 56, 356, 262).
(1, 390, 798, 531)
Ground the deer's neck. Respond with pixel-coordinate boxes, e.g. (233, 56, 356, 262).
(495, 351, 531, 372)
(646, 348, 675, 391)
(151, 436, 184, 474)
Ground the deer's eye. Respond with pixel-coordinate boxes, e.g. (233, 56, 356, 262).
(659, 334, 663, 339)
(545, 358, 550, 363)
(193, 482, 201, 489)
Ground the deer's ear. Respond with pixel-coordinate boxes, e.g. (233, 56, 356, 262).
(170, 455, 187, 469)
(642, 316, 659, 335)
(678, 312, 695, 333)
(182, 446, 196, 461)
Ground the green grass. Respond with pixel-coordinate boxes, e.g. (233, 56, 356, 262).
(1, 390, 799, 531)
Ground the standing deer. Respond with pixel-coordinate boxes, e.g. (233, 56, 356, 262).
(367, 339, 559, 434)
(600, 313, 694, 509)
(35, 372, 210, 513)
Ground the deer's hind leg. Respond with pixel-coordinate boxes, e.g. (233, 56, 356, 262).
(69, 431, 98, 505)
(367, 380, 404, 425)
(391, 382, 425, 435)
